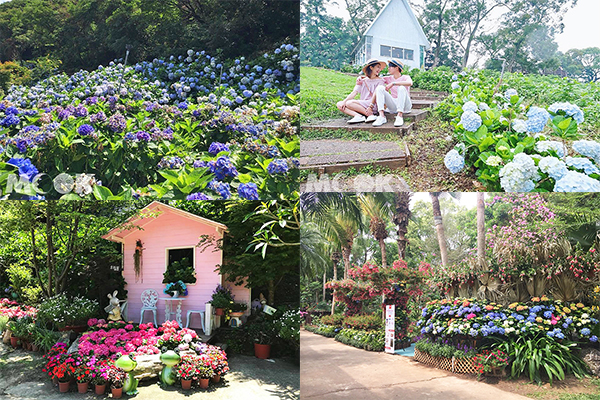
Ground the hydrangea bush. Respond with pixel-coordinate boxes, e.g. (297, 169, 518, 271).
(0, 44, 299, 200)
(441, 70, 600, 192)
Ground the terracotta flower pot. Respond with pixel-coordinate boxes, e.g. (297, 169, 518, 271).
(254, 343, 271, 359)
(10, 336, 19, 348)
(111, 387, 123, 399)
(215, 308, 224, 316)
(199, 378, 209, 389)
(95, 383, 106, 395)
(181, 379, 192, 390)
(230, 311, 244, 317)
(58, 381, 70, 393)
(52, 376, 58, 386)
(211, 374, 221, 383)
(77, 382, 89, 393)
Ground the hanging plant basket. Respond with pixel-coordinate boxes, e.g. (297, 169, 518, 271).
(134, 240, 144, 282)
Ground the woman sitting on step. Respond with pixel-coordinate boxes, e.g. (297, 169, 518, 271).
(369, 59, 413, 127)
(336, 59, 386, 124)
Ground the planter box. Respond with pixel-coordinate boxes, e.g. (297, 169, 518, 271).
(413, 348, 477, 375)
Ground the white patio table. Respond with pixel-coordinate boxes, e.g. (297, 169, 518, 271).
(160, 297, 186, 327)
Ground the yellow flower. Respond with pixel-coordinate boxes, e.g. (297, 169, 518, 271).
(508, 302, 518, 309)
(541, 296, 550, 301)
(594, 286, 600, 293)
(532, 297, 541, 302)
(536, 317, 543, 323)
(563, 307, 571, 314)
(577, 303, 585, 308)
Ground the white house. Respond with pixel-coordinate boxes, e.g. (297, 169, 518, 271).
(352, 0, 431, 70)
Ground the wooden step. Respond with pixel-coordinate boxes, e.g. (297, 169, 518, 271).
(411, 99, 438, 109)
(301, 110, 429, 135)
(300, 139, 410, 174)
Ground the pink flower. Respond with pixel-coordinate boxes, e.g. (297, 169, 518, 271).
(466, 313, 476, 320)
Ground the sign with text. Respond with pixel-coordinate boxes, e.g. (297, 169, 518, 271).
(385, 305, 395, 354)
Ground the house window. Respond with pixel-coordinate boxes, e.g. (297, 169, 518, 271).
(380, 44, 414, 61)
(380, 45, 391, 57)
(164, 247, 197, 284)
(366, 36, 372, 59)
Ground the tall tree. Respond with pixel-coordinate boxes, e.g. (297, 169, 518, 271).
(430, 192, 449, 267)
(476, 193, 486, 272)
(358, 194, 391, 268)
(418, 0, 454, 68)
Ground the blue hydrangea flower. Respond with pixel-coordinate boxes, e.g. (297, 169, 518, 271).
(548, 102, 584, 124)
(136, 131, 151, 141)
(208, 142, 230, 155)
(157, 156, 185, 169)
(539, 157, 567, 181)
(7, 157, 39, 182)
(591, 335, 598, 342)
(209, 156, 238, 180)
(1, 114, 20, 127)
(237, 182, 259, 200)
(581, 328, 591, 336)
(499, 153, 539, 192)
(479, 103, 490, 111)
(77, 124, 95, 136)
(554, 171, 600, 192)
(573, 140, 600, 165)
(186, 192, 210, 200)
(512, 119, 527, 133)
(267, 159, 289, 175)
(451, 82, 460, 90)
(462, 101, 478, 113)
(566, 156, 600, 175)
(208, 179, 231, 199)
(535, 141, 565, 158)
(525, 107, 550, 133)
(444, 149, 465, 174)
(504, 88, 518, 101)
(460, 110, 482, 132)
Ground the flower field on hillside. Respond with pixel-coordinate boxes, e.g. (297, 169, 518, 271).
(0, 44, 299, 200)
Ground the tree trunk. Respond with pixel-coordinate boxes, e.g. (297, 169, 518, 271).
(430, 193, 449, 267)
(378, 237, 387, 268)
(393, 192, 411, 260)
(476, 193, 486, 272)
(322, 271, 326, 302)
(268, 279, 275, 305)
(45, 205, 54, 298)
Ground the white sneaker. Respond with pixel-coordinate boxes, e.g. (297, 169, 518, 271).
(394, 116, 404, 127)
(365, 115, 377, 123)
(347, 115, 366, 124)
(373, 115, 387, 127)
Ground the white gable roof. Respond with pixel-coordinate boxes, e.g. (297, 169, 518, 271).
(363, 0, 430, 48)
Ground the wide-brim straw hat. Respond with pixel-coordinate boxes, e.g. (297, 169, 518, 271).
(362, 59, 387, 75)
(388, 58, 404, 71)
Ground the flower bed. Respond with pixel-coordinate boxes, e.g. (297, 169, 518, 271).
(0, 44, 299, 200)
(0, 298, 37, 320)
(305, 324, 384, 351)
(418, 297, 599, 342)
(413, 348, 478, 375)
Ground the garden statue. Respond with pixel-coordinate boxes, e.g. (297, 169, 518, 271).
(116, 354, 139, 395)
(159, 350, 180, 386)
(105, 290, 123, 321)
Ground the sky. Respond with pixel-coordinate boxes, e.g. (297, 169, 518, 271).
(411, 192, 478, 209)
(325, 0, 600, 54)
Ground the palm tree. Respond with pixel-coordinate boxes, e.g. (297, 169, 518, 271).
(358, 194, 392, 268)
(392, 192, 412, 260)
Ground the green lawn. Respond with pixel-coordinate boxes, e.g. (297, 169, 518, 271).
(300, 67, 357, 124)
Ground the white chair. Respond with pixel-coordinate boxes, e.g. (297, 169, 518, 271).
(140, 289, 158, 326)
(186, 310, 205, 332)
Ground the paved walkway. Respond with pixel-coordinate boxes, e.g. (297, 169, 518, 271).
(0, 342, 299, 400)
(300, 330, 528, 400)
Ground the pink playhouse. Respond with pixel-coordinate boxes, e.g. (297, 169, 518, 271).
(102, 201, 250, 335)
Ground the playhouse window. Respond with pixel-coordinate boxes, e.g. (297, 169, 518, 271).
(163, 247, 197, 284)
(392, 47, 404, 59)
(405, 49, 414, 60)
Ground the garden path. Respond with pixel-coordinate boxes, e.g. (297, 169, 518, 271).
(300, 329, 527, 400)
(0, 342, 299, 400)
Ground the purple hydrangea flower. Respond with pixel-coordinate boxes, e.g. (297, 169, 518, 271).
(208, 142, 230, 155)
(1, 114, 20, 127)
(208, 179, 231, 199)
(136, 131, 151, 141)
(267, 159, 289, 175)
(186, 192, 210, 200)
(77, 124, 95, 136)
(7, 157, 39, 182)
(237, 182, 259, 200)
(209, 156, 238, 180)
(108, 113, 127, 132)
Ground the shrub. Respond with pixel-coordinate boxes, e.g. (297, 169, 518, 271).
(305, 324, 338, 338)
(33, 327, 63, 352)
(22, 55, 62, 83)
(343, 314, 383, 331)
(0, 315, 8, 332)
(489, 334, 589, 384)
(0, 61, 31, 93)
(319, 314, 344, 327)
(163, 257, 196, 284)
(334, 328, 384, 351)
(412, 66, 453, 92)
(36, 294, 99, 330)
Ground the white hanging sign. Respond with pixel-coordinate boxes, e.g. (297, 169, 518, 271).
(385, 305, 395, 354)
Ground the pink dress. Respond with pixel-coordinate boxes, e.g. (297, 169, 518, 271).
(383, 75, 411, 97)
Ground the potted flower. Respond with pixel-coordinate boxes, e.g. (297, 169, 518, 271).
(197, 355, 215, 389)
(164, 280, 188, 298)
(91, 361, 110, 395)
(74, 362, 91, 393)
(106, 364, 126, 398)
(230, 302, 248, 317)
(175, 355, 198, 390)
(206, 346, 229, 383)
(249, 320, 277, 359)
(473, 349, 509, 378)
(209, 285, 234, 316)
(52, 354, 77, 393)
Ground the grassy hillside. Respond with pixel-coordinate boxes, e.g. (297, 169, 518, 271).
(300, 67, 357, 123)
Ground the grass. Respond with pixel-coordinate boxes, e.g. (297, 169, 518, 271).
(300, 67, 357, 124)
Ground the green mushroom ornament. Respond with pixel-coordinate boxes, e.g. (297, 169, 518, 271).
(160, 350, 181, 386)
(116, 354, 139, 395)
